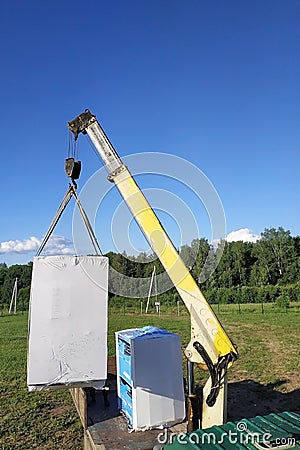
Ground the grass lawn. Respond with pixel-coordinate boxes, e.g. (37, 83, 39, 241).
(0, 313, 82, 450)
(0, 306, 299, 448)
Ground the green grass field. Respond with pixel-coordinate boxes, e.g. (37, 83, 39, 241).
(0, 306, 299, 449)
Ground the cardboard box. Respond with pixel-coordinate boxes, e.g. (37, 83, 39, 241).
(27, 255, 108, 391)
(116, 326, 186, 430)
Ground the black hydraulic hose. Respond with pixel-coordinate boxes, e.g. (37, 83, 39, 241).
(193, 341, 219, 407)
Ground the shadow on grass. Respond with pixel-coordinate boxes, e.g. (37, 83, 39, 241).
(227, 379, 300, 422)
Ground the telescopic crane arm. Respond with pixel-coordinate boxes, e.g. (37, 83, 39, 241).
(67, 110, 238, 428)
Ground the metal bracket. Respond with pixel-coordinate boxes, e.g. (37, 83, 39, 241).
(68, 109, 96, 140)
(107, 164, 127, 182)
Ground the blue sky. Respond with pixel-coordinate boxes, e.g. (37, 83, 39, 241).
(1, 0, 299, 266)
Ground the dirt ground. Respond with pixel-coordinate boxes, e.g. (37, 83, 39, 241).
(227, 375, 300, 421)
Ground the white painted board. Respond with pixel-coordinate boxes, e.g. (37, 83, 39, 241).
(27, 255, 108, 391)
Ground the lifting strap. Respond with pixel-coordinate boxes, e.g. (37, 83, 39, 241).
(36, 185, 102, 257)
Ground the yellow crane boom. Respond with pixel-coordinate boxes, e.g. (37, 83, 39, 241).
(67, 110, 238, 428)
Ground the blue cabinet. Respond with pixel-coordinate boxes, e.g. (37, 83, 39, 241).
(116, 326, 185, 431)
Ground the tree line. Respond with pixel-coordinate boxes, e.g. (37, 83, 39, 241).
(0, 262, 32, 312)
(1, 227, 299, 310)
(107, 227, 300, 308)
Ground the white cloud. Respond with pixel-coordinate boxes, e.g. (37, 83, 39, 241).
(0, 235, 74, 255)
(0, 237, 40, 254)
(42, 236, 74, 256)
(226, 228, 260, 243)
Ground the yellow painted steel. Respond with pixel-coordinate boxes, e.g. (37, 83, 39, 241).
(113, 166, 237, 366)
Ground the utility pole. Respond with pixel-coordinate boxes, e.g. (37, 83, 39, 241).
(9, 278, 18, 314)
(145, 266, 158, 314)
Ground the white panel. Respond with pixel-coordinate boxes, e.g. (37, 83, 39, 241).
(27, 255, 108, 391)
(116, 327, 185, 430)
(133, 334, 185, 429)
